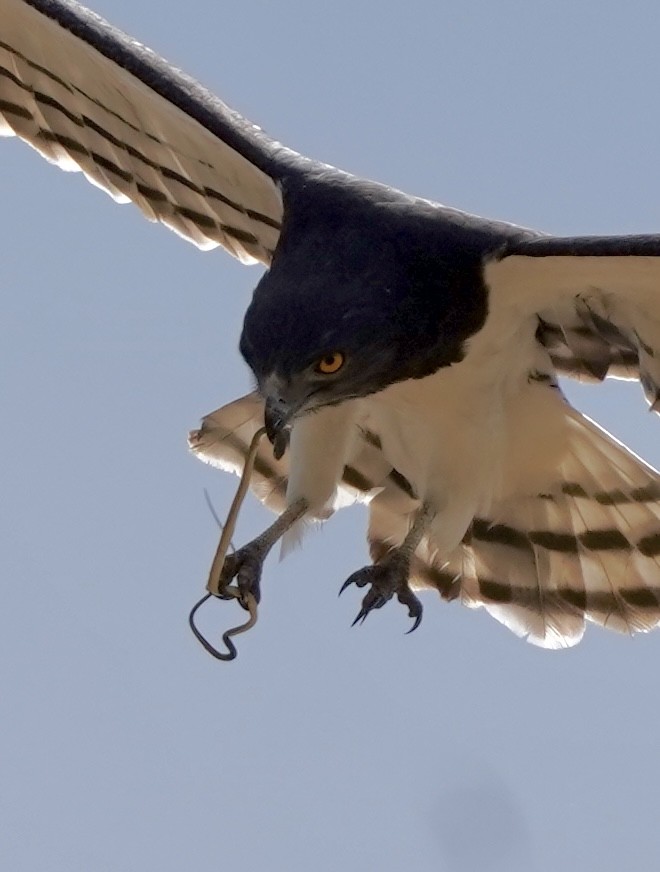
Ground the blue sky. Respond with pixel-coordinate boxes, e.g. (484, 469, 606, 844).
(3, 1, 660, 870)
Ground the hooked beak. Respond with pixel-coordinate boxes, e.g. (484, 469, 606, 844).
(264, 395, 293, 460)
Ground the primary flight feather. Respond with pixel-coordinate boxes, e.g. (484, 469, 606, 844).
(4, 0, 660, 647)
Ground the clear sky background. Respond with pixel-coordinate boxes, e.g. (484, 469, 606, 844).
(2, 1, 660, 870)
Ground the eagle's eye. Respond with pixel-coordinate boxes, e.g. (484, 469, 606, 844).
(315, 352, 345, 374)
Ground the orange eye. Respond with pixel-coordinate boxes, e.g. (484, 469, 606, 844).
(315, 352, 345, 374)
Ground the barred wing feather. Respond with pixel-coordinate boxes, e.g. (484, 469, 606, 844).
(189, 394, 396, 518)
(0, 0, 285, 262)
(189, 394, 289, 514)
(489, 238, 660, 405)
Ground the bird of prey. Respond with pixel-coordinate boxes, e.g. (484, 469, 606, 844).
(4, 0, 660, 649)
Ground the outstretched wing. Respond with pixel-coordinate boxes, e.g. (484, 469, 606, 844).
(487, 235, 660, 401)
(0, 0, 306, 263)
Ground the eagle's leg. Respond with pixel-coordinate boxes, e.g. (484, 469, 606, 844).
(217, 498, 308, 608)
(339, 503, 434, 632)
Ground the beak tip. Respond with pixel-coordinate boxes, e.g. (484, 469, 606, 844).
(264, 396, 292, 458)
(272, 432, 289, 460)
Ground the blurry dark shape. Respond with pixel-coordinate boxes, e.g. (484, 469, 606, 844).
(432, 767, 534, 871)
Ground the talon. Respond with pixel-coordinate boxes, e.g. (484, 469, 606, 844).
(398, 588, 423, 633)
(338, 577, 353, 597)
(362, 587, 390, 613)
(217, 544, 265, 609)
(339, 568, 371, 596)
(340, 556, 423, 631)
(351, 588, 390, 626)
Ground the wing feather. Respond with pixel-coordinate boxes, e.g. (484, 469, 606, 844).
(0, 0, 288, 262)
(189, 395, 407, 520)
(188, 394, 289, 514)
(487, 237, 660, 404)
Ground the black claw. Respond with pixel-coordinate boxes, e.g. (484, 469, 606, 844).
(404, 612, 423, 634)
(338, 577, 353, 597)
(341, 558, 422, 632)
(339, 569, 371, 596)
(351, 608, 369, 627)
(363, 589, 389, 612)
(351, 586, 392, 627)
(398, 588, 423, 633)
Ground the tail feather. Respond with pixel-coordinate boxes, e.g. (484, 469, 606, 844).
(406, 404, 660, 647)
(447, 407, 660, 646)
(468, 495, 588, 648)
(190, 394, 660, 648)
(560, 415, 660, 635)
